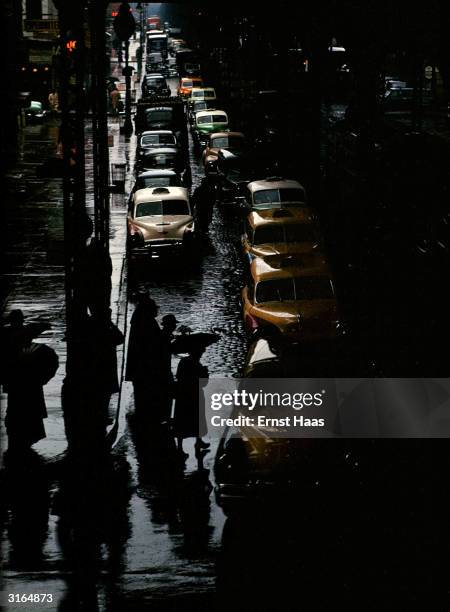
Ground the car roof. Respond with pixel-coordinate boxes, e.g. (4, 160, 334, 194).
(141, 130, 175, 136)
(250, 255, 330, 282)
(196, 110, 227, 119)
(209, 131, 244, 139)
(191, 87, 216, 93)
(146, 106, 172, 112)
(247, 208, 314, 228)
(134, 186, 189, 204)
(141, 146, 178, 155)
(181, 76, 202, 82)
(145, 74, 164, 79)
(137, 169, 178, 178)
(247, 179, 305, 193)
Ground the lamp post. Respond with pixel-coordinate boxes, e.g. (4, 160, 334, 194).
(113, 2, 135, 136)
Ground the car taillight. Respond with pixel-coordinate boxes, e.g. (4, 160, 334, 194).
(128, 223, 144, 246)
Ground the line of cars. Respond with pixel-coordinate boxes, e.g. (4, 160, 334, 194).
(128, 27, 232, 259)
(127, 27, 196, 258)
(127, 23, 355, 514)
(180, 78, 342, 350)
(166, 35, 358, 515)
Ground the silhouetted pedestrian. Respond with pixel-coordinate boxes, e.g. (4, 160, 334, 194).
(173, 346, 210, 459)
(193, 178, 215, 233)
(110, 87, 121, 115)
(73, 214, 113, 320)
(85, 307, 124, 433)
(125, 295, 162, 422)
(4, 330, 59, 454)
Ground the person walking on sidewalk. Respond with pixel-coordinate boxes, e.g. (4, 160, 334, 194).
(110, 87, 121, 115)
(125, 295, 162, 423)
(4, 329, 59, 456)
(85, 306, 124, 435)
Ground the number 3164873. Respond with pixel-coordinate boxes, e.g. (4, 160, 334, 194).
(8, 594, 53, 603)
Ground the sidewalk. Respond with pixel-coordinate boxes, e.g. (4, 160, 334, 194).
(0, 39, 140, 462)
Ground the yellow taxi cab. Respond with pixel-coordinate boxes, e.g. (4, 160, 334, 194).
(241, 254, 339, 342)
(178, 76, 203, 97)
(241, 207, 321, 263)
(244, 178, 307, 211)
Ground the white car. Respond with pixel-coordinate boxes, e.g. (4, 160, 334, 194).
(127, 186, 195, 254)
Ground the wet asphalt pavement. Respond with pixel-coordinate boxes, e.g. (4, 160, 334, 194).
(0, 64, 245, 609)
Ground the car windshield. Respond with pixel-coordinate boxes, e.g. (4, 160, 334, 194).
(194, 102, 208, 111)
(135, 199, 189, 217)
(197, 114, 227, 125)
(141, 133, 175, 146)
(182, 79, 193, 88)
(146, 78, 164, 87)
(141, 153, 177, 168)
(253, 224, 315, 245)
(253, 188, 306, 207)
(211, 136, 243, 149)
(192, 89, 215, 99)
(146, 109, 172, 124)
(136, 176, 179, 189)
(255, 277, 334, 303)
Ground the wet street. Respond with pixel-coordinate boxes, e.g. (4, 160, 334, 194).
(0, 67, 246, 609)
(2, 4, 449, 609)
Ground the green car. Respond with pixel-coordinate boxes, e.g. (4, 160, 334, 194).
(192, 109, 229, 151)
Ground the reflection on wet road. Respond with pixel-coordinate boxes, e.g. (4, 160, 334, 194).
(1, 71, 245, 608)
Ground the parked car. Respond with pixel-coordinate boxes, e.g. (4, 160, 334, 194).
(214, 394, 363, 517)
(187, 87, 217, 110)
(188, 99, 214, 125)
(215, 150, 274, 204)
(142, 73, 170, 97)
(146, 52, 164, 74)
(134, 98, 189, 159)
(244, 178, 307, 211)
(25, 100, 47, 124)
(133, 169, 183, 191)
(137, 130, 178, 156)
(178, 76, 203, 97)
(202, 132, 246, 175)
(241, 208, 321, 263)
(135, 146, 192, 187)
(241, 254, 339, 342)
(127, 186, 195, 255)
(192, 110, 229, 152)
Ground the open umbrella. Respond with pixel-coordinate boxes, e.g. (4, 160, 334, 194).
(171, 331, 220, 355)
